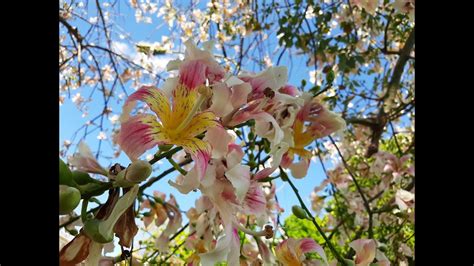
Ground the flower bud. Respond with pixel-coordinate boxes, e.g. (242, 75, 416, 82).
(291, 205, 308, 220)
(114, 170, 134, 188)
(60, 158, 76, 187)
(125, 160, 152, 183)
(59, 185, 81, 215)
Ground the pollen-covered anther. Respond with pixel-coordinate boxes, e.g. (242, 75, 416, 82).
(198, 86, 212, 98)
(263, 87, 275, 98)
(263, 224, 274, 239)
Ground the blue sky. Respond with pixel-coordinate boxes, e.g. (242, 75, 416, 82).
(59, 0, 354, 255)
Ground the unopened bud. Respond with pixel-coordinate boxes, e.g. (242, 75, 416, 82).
(59, 185, 81, 215)
(292, 205, 308, 220)
(125, 160, 152, 183)
(60, 158, 76, 187)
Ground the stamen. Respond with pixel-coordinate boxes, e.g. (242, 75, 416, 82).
(236, 223, 274, 239)
(174, 85, 212, 133)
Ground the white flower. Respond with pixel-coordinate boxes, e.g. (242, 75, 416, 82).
(97, 131, 107, 140)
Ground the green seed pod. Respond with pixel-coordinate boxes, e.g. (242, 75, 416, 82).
(291, 205, 308, 220)
(125, 160, 152, 183)
(83, 219, 114, 243)
(59, 185, 81, 215)
(59, 158, 76, 187)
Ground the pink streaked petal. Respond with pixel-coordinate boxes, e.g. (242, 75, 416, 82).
(116, 114, 166, 161)
(243, 181, 266, 215)
(179, 60, 207, 89)
(298, 238, 328, 264)
(191, 149, 211, 181)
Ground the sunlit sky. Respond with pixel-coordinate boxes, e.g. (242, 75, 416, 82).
(59, 0, 350, 256)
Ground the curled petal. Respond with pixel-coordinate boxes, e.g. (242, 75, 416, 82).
(254, 142, 289, 180)
(69, 141, 108, 176)
(349, 239, 376, 266)
(279, 84, 300, 97)
(227, 143, 245, 169)
(289, 159, 311, 179)
(59, 232, 92, 266)
(226, 165, 251, 203)
(169, 167, 200, 194)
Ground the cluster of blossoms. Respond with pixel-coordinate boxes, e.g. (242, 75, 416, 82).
(108, 39, 346, 265)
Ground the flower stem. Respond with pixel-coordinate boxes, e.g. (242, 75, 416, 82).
(167, 156, 187, 175)
(283, 167, 346, 265)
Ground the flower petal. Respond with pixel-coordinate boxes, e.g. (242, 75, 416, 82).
(69, 141, 108, 176)
(181, 111, 219, 140)
(122, 85, 171, 126)
(168, 84, 199, 129)
(116, 114, 167, 160)
(226, 164, 251, 203)
(209, 83, 234, 117)
(349, 239, 376, 265)
(230, 83, 252, 109)
(178, 138, 211, 181)
(179, 60, 208, 89)
(204, 126, 233, 159)
(289, 159, 311, 179)
(297, 238, 328, 265)
(242, 181, 266, 215)
(169, 167, 201, 194)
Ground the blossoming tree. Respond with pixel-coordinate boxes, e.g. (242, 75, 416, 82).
(59, 0, 414, 265)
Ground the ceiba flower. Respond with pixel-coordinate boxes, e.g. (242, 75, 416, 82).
(117, 83, 218, 180)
